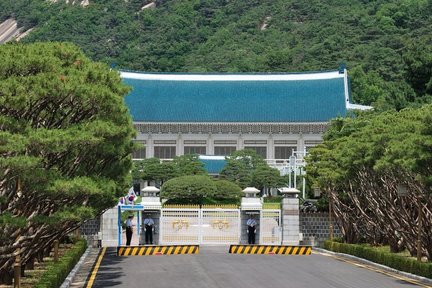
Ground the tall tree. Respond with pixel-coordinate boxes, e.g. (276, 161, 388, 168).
(220, 149, 267, 189)
(0, 42, 135, 283)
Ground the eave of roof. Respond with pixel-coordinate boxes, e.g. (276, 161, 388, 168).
(122, 69, 350, 123)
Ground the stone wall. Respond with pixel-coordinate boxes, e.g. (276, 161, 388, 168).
(300, 212, 341, 246)
(80, 218, 100, 236)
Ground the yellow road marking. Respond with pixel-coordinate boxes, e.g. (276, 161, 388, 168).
(167, 246, 174, 254)
(118, 247, 124, 256)
(277, 247, 285, 255)
(251, 246, 258, 254)
(131, 247, 138, 256)
(161, 246, 167, 254)
(181, 246, 188, 254)
(292, 247, 299, 255)
(285, 247, 292, 255)
(316, 251, 432, 288)
(138, 247, 145, 256)
(244, 246, 251, 254)
(145, 247, 152, 255)
(174, 246, 181, 254)
(86, 247, 106, 288)
(299, 247, 306, 255)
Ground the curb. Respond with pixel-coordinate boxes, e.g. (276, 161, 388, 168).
(313, 247, 432, 285)
(60, 246, 92, 288)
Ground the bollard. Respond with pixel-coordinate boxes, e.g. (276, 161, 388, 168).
(53, 240, 59, 263)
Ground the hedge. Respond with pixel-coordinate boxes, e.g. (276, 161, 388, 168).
(34, 239, 87, 288)
(324, 240, 432, 279)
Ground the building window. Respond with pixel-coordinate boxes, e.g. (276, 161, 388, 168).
(244, 140, 267, 145)
(274, 146, 296, 160)
(184, 146, 206, 155)
(214, 146, 236, 156)
(214, 140, 237, 145)
(244, 146, 267, 159)
(154, 146, 176, 159)
(184, 140, 206, 145)
(132, 141, 146, 159)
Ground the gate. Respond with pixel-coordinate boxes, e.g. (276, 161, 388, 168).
(201, 207, 240, 244)
(260, 209, 281, 245)
(160, 207, 200, 244)
(159, 205, 240, 245)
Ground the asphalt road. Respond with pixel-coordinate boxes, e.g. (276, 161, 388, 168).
(91, 246, 430, 288)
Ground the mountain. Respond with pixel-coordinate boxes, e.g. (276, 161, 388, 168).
(1, 0, 431, 109)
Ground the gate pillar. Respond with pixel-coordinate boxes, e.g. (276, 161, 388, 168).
(280, 187, 300, 245)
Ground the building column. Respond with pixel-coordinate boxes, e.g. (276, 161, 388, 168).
(282, 197, 300, 245)
(208, 134, 213, 155)
(268, 134, 273, 159)
(177, 134, 183, 156)
(147, 134, 152, 158)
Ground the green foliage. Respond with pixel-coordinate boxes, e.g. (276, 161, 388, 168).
(161, 175, 217, 204)
(324, 241, 432, 279)
(251, 165, 284, 190)
(1, 0, 430, 109)
(34, 239, 87, 288)
(220, 149, 266, 188)
(133, 155, 207, 185)
(171, 154, 207, 176)
(137, 158, 175, 185)
(213, 180, 243, 200)
(0, 42, 135, 274)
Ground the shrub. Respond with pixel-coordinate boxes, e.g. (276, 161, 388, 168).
(34, 239, 87, 288)
(161, 175, 217, 204)
(213, 180, 243, 200)
(324, 240, 432, 279)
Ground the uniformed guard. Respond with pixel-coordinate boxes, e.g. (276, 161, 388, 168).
(246, 215, 257, 244)
(144, 214, 155, 245)
(125, 215, 134, 246)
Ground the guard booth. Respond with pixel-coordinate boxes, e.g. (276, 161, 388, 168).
(140, 186, 162, 245)
(240, 187, 262, 244)
(117, 204, 145, 246)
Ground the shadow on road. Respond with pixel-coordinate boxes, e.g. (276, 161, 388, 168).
(92, 248, 125, 287)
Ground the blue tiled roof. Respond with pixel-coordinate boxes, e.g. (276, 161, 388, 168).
(200, 159, 227, 175)
(122, 72, 348, 122)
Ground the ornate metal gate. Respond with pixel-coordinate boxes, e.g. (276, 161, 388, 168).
(201, 207, 240, 244)
(260, 209, 282, 245)
(159, 205, 240, 245)
(160, 207, 200, 244)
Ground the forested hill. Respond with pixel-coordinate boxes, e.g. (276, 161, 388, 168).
(1, 0, 431, 109)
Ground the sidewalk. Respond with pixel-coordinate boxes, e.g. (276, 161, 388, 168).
(69, 247, 101, 288)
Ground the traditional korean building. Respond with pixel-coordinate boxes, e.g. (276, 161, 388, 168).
(121, 66, 370, 171)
